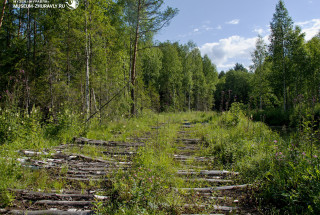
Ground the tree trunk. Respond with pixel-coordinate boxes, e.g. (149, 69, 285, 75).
(49, 52, 54, 119)
(188, 86, 191, 111)
(0, 0, 7, 29)
(33, 18, 36, 64)
(130, 0, 141, 116)
(26, 4, 31, 111)
(283, 56, 286, 112)
(67, 17, 70, 85)
(18, 8, 21, 38)
(85, 0, 90, 120)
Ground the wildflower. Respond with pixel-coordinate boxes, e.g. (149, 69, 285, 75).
(273, 140, 278, 143)
(302, 152, 306, 156)
(313, 155, 318, 158)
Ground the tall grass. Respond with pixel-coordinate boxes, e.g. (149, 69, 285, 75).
(0, 105, 83, 206)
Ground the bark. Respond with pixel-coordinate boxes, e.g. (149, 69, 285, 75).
(283, 53, 286, 112)
(0, 0, 7, 29)
(130, 0, 141, 116)
(91, 88, 98, 112)
(49, 55, 54, 113)
(33, 18, 36, 68)
(67, 17, 70, 85)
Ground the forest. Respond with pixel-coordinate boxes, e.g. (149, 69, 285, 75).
(0, 0, 320, 214)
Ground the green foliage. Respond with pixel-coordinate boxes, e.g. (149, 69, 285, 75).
(197, 109, 320, 214)
(100, 116, 181, 214)
(259, 130, 320, 214)
(252, 108, 291, 126)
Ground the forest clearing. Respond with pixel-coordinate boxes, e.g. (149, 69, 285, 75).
(1, 0, 320, 214)
(0, 110, 319, 214)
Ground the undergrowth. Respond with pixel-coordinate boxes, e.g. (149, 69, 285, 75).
(1, 104, 319, 214)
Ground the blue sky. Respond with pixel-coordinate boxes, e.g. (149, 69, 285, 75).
(154, 0, 320, 72)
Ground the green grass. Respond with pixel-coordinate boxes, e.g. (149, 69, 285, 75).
(1, 106, 319, 214)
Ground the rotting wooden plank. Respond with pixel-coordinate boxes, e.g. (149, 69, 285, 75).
(184, 178, 233, 183)
(61, 177, 106, 182)
(35, 200, 93, 207)
(174, 184, 250, 192)
(66, 170, 108, 175)
(0, 209, 7, 213)
(102, 151, 136, 156)
(174, 155, 211, 161)
(68, 154, 109, 163)
(183, 204, 238, 212)
(18, 150, 49, 156)
(213, 184, 249, 191)
(9, 209, 93, 215)
(73, 137, 144, 147)
(11, 190, 109, 201)
(64, 174, 104, 179)
(177, 170, 239, 176)
(67, 167, 124, 172)
(176, 138, 201, 144)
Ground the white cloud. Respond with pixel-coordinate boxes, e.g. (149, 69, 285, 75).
(253, 28, 265, 35)
(193, 28, 199, 32)
(296, 19, 320, 41)
(216, 25, 222, 30)
(226, 19, 240, 25)
(200, 35, 257, 70)
(197, 19, 319, 71)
